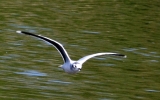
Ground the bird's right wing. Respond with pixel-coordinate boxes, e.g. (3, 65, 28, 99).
(16, 31, 71, 63)
(77, 52, 126, 64)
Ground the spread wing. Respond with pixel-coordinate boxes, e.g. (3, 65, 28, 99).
(16, 31, 71, 63)
(77, 52, 126, 64)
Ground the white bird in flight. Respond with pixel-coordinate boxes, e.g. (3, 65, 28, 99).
(16, 31, 126, 74)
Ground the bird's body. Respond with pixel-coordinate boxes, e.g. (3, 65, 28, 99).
(16, 31, 126, 74)
(61, 60, 81, 74)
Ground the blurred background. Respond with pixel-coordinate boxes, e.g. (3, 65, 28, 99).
(0, 0, 160, 100)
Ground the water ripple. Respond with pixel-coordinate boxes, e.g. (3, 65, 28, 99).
(145, 89, 160, 92)
(48, 80, 72, 84)
(80, 30, 100, 34)
(123, 47, 159, 58)
(8, 24, 53, 32)
(15, 70, 47, 77)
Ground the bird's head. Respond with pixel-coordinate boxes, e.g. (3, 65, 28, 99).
(71, 62, 82, 72)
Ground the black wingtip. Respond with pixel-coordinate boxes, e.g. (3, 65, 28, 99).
(16, 30, 29, 35)
(112, 53, 127, 58)
(16, 30, 37, 36)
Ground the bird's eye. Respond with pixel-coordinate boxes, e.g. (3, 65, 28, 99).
(73, 64, 76, 68)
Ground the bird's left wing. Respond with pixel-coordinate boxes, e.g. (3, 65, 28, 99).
(77, 52, 126, 64)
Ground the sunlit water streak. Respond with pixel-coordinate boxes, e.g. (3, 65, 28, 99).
(15, 70, 47, 77)
(80, 30, 100, 34)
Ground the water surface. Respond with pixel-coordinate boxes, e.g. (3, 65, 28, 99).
(0, 0, 160, 100)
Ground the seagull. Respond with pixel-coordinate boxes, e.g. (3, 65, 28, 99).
(16, 31, 126, 74)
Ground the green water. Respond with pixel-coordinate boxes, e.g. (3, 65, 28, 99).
(0, 0, 160, 100)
